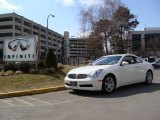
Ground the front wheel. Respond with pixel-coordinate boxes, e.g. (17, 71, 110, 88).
(145, 71, 153, 85)
(102, 75, 115, 93)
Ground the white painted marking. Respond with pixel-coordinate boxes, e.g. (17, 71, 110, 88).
(27, 97, 52, 105)
(0, 97, 88, 108)
(51, 97, 88, 106)
(14, 98, 33, 106)
(1, 99, 15, 107)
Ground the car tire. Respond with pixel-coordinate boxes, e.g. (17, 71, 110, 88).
(145, 70, 153, 85)
(102, 75, 115, 93)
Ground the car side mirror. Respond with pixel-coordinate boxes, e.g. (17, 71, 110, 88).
(121, 61, 129, 66)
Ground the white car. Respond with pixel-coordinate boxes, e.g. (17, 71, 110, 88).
(64, 54, 154, 93)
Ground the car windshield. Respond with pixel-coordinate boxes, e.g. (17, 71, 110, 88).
(91, 56, 122, 65)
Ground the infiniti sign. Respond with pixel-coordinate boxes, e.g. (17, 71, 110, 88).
(3, 36, 38, 62)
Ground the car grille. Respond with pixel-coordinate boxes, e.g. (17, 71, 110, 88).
(68, 74, 88, 79)
(77, 74, 88, 79)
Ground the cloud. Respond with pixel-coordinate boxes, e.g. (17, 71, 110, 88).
(0, 0, 22, 11)
(55, 0, 100, 7)
(79, 0, 100, 7)
(56, 0, 75, 6)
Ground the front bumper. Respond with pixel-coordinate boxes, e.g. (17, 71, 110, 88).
(64, 77, 102, 91)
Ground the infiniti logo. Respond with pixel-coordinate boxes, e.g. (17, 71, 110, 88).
(8, 38, 30, 51)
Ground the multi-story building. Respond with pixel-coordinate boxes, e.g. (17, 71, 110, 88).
(130, 27, 160, 57)
(62, 33, 87, 64)
(0, 13, 64, 61)
(69, 37, 87, 63)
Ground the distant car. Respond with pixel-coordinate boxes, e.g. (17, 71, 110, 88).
(64, 54, 154, 93)
(148, 58, 160, 69)
(142, 57, 159, 69)
(156, 60, 160, 65)
(155, 59, 160, 68)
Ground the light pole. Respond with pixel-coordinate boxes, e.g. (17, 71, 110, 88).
(46, 14, 55, 51)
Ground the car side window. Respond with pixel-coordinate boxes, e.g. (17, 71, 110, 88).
(122, 56, 136, 65)
(136, 57, 143, 63)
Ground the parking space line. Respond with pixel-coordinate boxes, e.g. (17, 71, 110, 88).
(27, 97, 52, 105)
(14, 98, 33, 106)
(1, 99, 15, 107)
(0, 97, 88, 108)
(51, 97, 88, 106)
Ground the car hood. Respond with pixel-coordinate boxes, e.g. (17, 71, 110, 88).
(68, 65, 113, 74)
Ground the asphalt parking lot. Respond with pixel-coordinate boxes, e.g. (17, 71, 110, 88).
(0, 70, 160, 120)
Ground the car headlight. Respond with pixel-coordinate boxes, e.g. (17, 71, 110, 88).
(89, 69, 103, 78)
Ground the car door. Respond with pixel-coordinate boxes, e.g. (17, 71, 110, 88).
(119, 56, 137, 85)
(134, 56, 146, 82)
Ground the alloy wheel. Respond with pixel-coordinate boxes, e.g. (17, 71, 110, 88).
(103, 76, 115, 93)
(146, 71, 153, 85)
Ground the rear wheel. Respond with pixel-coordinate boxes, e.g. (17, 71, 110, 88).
(102, 75, 115, 93)
(145, 71, 153, 85)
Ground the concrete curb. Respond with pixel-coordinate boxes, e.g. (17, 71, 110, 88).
(0, 86, 66, 99)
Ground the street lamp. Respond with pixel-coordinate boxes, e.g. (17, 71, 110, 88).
(46, 14, 55, 51)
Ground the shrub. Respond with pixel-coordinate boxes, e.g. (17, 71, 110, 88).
(38, 69, 49, 75)
(3, 62, 17, 71)
(37, 61, 45, 68)
(29, 63, 36, 69)
(46, 68, 55, 73)
(45, 48, 58, 70)
(30, 69, 39, 74)
(19, 62, 30, 73)
(30, 68, 55, 75)
(3, 64, 10, 71)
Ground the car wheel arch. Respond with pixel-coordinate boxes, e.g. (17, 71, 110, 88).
(103, 73, 117, 88)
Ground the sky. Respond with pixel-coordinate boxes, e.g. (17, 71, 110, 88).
(0, 0, 160, 37)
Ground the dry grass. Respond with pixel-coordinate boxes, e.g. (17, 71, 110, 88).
(0, 65, 77, 93)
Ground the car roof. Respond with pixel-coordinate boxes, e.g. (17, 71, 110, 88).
(103, 54, 136, 57)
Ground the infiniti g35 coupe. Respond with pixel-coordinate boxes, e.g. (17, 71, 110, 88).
(64, 54, 154, 93)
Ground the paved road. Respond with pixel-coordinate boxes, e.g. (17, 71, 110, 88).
(0, 70, 160, 120)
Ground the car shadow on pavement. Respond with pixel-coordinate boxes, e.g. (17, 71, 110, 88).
(69, 83, 160, 98)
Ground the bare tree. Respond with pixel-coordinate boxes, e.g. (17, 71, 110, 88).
(79, 0, 139, 56)
(79, 0, 122, 56)
(85, 31, 104, 59)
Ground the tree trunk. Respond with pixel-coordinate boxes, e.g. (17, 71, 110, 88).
(104, 32, 108, 54)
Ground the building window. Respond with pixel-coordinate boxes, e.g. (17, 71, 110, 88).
(145, 33, 160, 51)
(33, 25, 39, 30)
(0, 33, 12, 37)
(0, 17, 13, 22)
(24, 21, 31, 27)
(0, 25, 13, 30)
(15, 17, 21, 23)
(132, 34, 141, 51)
(15, 25, 21, 31)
